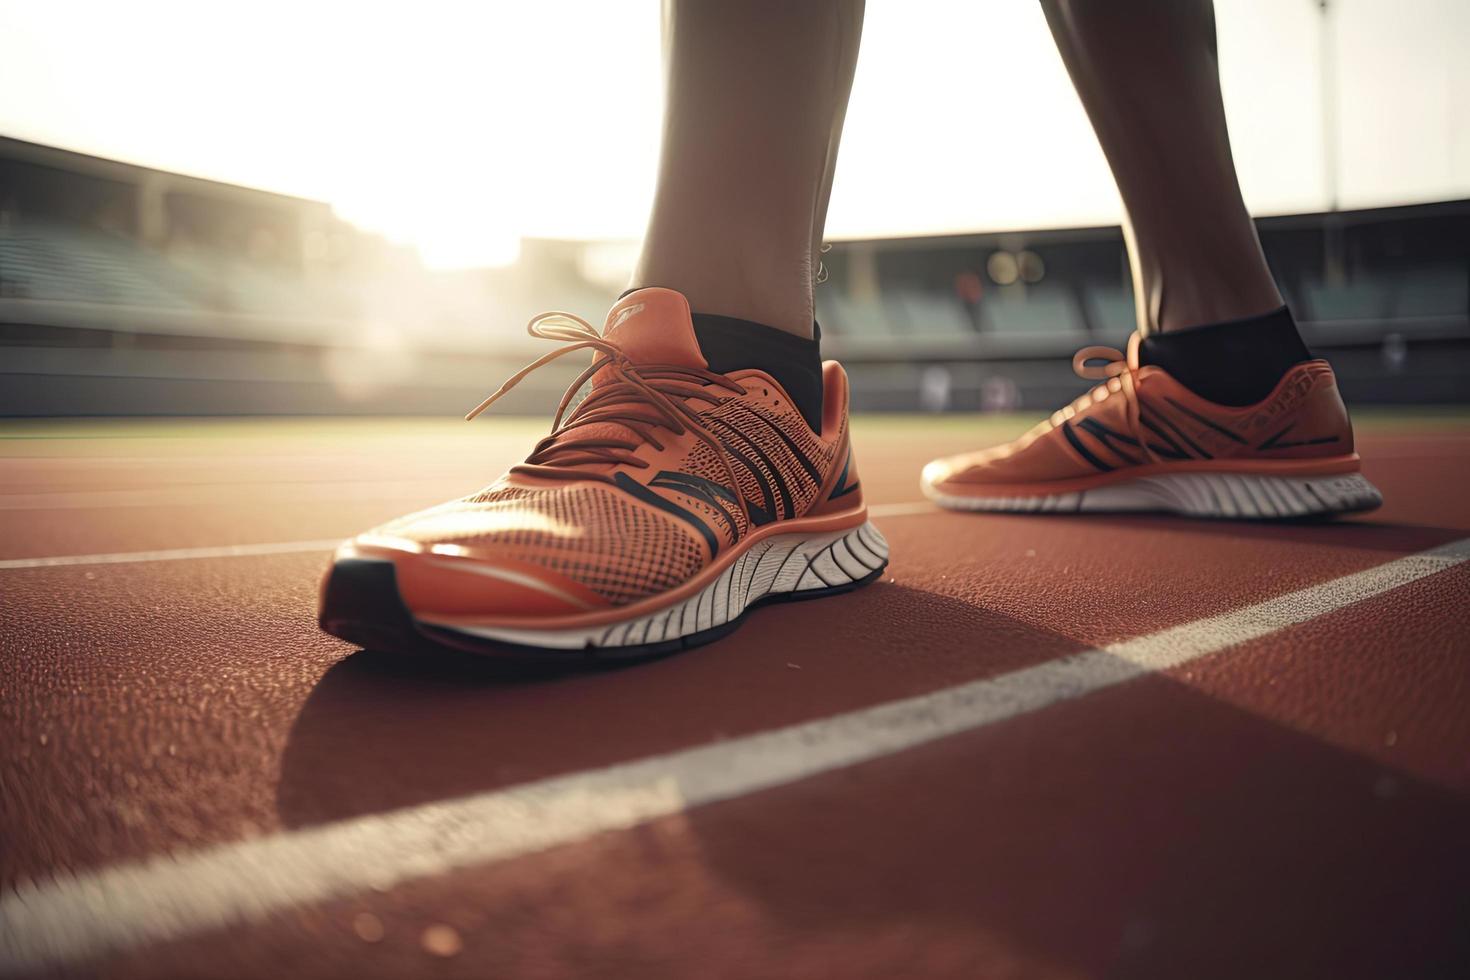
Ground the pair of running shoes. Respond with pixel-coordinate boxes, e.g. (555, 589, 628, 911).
(318, 287, 1382, 661)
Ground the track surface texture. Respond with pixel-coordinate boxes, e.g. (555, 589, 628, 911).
(3, 412, 1469, 979)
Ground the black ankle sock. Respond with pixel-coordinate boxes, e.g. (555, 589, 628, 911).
(1137, 306, 1313, 407)
(690, 313, 824, 431)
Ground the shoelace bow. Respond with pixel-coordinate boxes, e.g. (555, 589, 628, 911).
(465, 311, 753, 529)
(1066, 332, 1161, 464)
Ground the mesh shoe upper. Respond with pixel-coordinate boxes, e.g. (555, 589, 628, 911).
(358, 288, 848, 608)
(924, 333, 1356, 493)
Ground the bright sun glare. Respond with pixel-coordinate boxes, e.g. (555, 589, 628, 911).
(1, 0, 1467, 268)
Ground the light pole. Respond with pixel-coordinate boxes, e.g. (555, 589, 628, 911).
(1319, 0, 1345, 284)
(1319, 0, 1340, 213)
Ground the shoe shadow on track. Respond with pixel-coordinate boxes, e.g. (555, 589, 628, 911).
(273, 576, 1470, 979)
(275, 581, 1080, 829)
(663, 671, 1470, 980)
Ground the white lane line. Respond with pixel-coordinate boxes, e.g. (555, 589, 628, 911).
(0, 503, 936, 570)
(0, 480, 464, 511)
(0, 540, 345, 570)
(3, 536, 1467, 974)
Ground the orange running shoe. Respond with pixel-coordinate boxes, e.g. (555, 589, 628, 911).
(921, 333, 1382, 519)
(319, 287, 886, 660)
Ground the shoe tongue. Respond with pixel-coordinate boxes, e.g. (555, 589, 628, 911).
(593, 287, 708, 386)
(532, 288, 708, 473)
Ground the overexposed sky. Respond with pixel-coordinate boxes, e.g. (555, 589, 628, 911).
(2, 0, 1467, 267)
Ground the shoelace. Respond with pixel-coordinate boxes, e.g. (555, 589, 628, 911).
(465, 311, 753, 529)
(1064, 332, 1160, 464)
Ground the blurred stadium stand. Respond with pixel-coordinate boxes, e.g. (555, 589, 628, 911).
(815, 211, 1469, 411)
(2, 135, 1466, 416)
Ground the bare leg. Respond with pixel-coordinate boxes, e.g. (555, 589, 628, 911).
(1042, 0, 1283, 334)
(632, 0, 864, 338)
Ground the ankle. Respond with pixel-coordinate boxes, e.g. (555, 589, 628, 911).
(631, 249, 816, 339)
(632, 283, 814, 339)
(1134, 242, 1283, 334)
(685, 292, 815, 339)
(1153, 290, 1286, 334)
(1141, 271, 1283, 333)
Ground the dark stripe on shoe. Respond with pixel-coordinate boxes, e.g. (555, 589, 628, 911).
(1146, 409, 1213, 459)
(1258, 423, 1341, 450)
(648, 472, 743, 536)
(1163, 396, 1248, 444)
(650, 470, 772, 529)
(1062, 420, 1113, 472)
(829, 447, 860, 499)
(1077, 417, 1142, 466)
(719, 430, 793, 519)
(614, 472, 722, 558)
(1139, 415, 1192, 460)
(719, 437, 780, 523)
(738, 410, 824, 486)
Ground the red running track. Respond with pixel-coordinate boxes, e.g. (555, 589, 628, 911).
(2, 416, 1468, 979)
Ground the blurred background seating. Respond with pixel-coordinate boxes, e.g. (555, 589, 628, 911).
(2, 135, 1467, 416)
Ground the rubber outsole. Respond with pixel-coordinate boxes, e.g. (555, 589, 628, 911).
(923, 470, 1384, 520)
(319, 523, 889, 664)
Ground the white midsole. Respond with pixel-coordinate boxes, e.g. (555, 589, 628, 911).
(923, 471, 1383, 519)
(414, 521, 889, 650)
